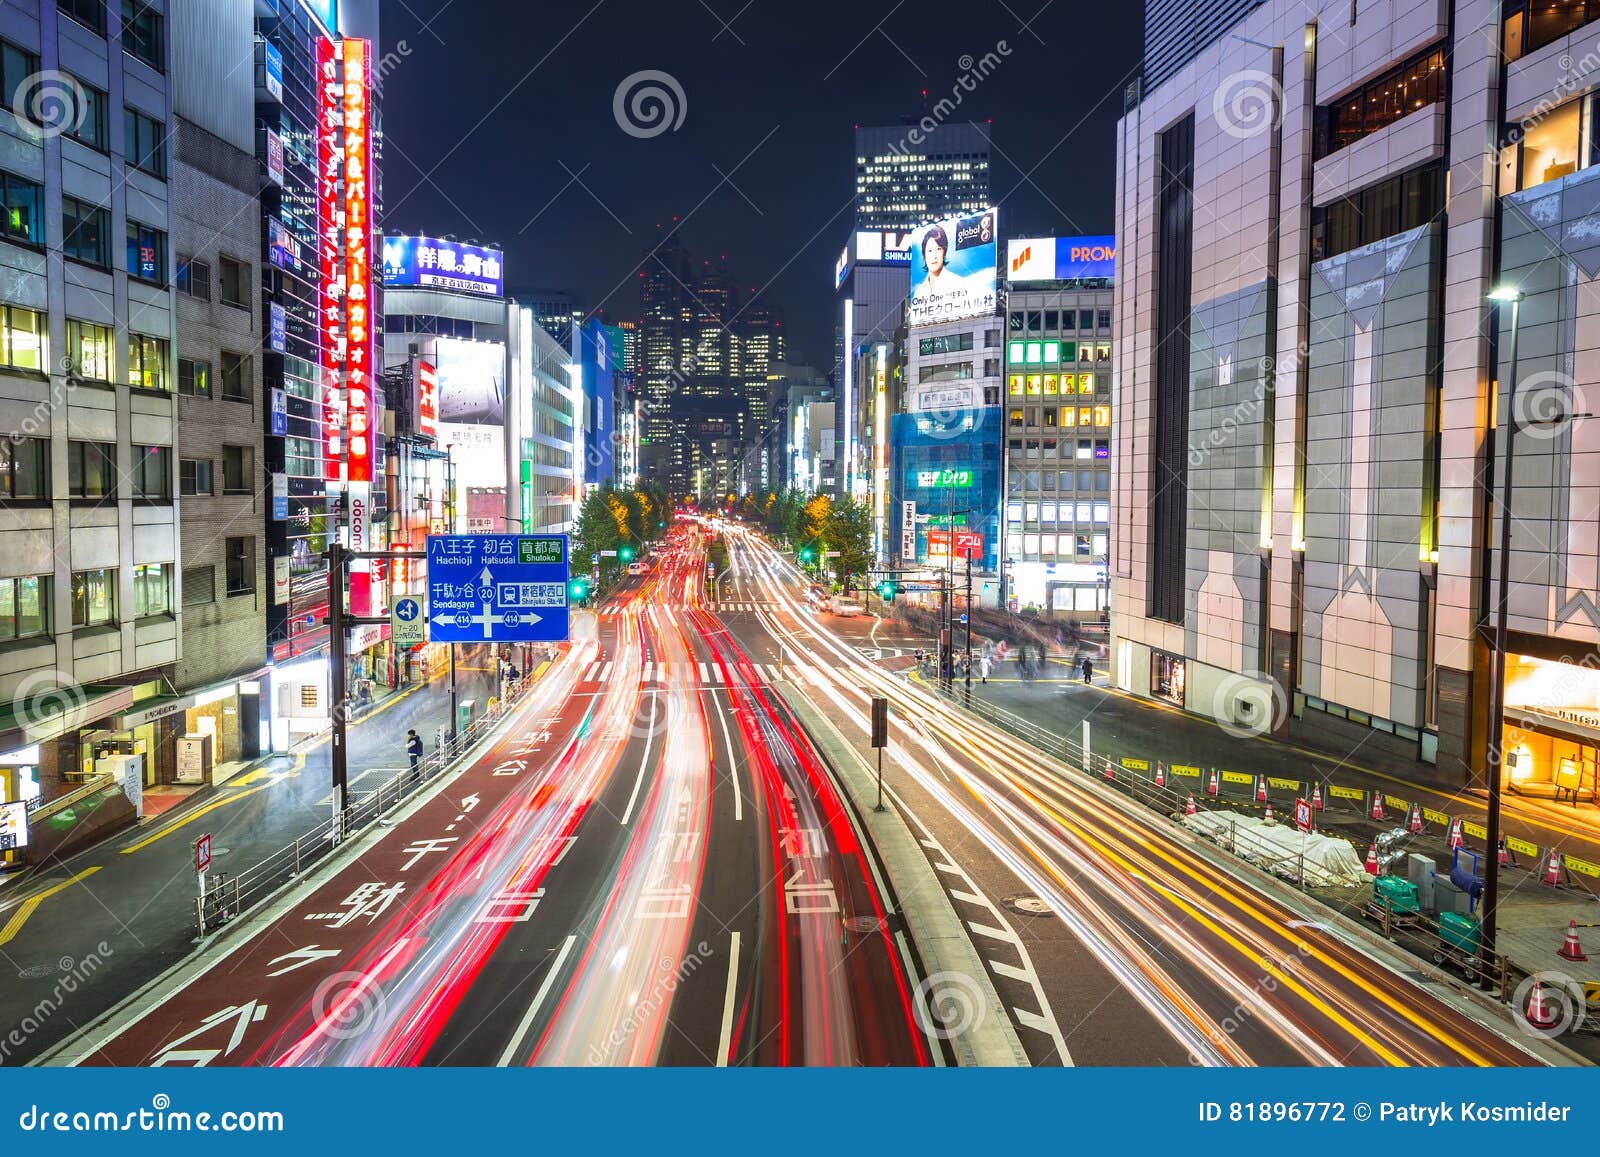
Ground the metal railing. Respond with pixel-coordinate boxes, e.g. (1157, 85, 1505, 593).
(194, 675, 539, 938)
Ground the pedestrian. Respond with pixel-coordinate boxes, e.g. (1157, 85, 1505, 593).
(406, 729, 423, 773)
(1082, 656, 1093, 684)
(978, 651, 991, 684)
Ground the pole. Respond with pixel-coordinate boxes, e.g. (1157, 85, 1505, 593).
(328, 540, 348, 830)
(876, 746, 884, 813)
(449, 643, 458, 742)
(964, 555, 973, 702)
(1483, 294, 1520, 969)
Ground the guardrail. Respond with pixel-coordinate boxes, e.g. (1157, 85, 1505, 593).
(908, 674, 1535, 1010)
(194, 674, 541, 938)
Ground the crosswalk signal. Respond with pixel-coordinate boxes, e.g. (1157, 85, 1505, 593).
(799, 547, 815, 564)
(568, 576, 590, 602)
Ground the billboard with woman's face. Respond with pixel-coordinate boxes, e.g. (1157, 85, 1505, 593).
(908, 208, 999, 327)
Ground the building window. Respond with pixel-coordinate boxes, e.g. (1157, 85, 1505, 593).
(1506, 0, 1600, 60)
(1501, 93, 1600, 194)
(217, 254, 250, 308)
(61, 0, 105, 33)
(63, 196, 110, 266)
(1097, 309, 1111, 330)
(63, 78, 109, 149)
(1317, 44, 1446, 158)
(121, 0, 164, 70)
(176, 256, 211, 299)
(0, 42, 38, 112)
(65, 319, 113, 382)
(131, 562, 170, 618)
(285, 436, 319, 477)
(128, 333, 169, 390)
(222, 444, 253, 494)
(71, 567, 116, 627)
(0, 305, 44, 371)
(0, 171, 43, 245)
(178, 357, 211, 397)
(68, 440, 116, 500)
(182, 565, 215, 607)
(1312, 162, 1444, 260)
(126, 219, 167, 282)
(0, 437, 47, 500)
(226, 537, 255, 595)
(0, 574, 50, 641)
(220, 351, 251, 401)
(123, 107, 166, 177)
(179, 457, 212, 495)
(131, 443, 169, 500)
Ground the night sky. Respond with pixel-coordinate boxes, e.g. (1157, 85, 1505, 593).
(379, 0, 1143, 367)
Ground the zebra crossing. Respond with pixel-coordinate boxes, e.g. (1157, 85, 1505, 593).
(580, 659, 810, 686)
(708, 601, 780, 613)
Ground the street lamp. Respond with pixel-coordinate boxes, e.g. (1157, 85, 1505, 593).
(1482, 284, 1523, 966)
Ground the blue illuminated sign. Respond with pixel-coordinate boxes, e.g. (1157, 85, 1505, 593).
(263, 42, 283, 101)
(426, 534, 570, 643)
(382, 235, 504, 297)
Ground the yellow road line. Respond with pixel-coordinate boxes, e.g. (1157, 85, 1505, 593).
(120, 781, 278, 854)
(0, 867, 102, 946)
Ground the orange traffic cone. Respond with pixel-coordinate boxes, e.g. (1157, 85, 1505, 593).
(1558, 920, 1588, 962)
(1255, 776, 1268, 804)
(1498, 837, 1517, 868)
(1370, 791, 1385, 822)
(1263, 800, 1275, 823)
(1311, 783, 1324, 812)
(1103, 760, 1115, 782)
(1407, 803, 1423, 834)
(1543, 849, 1564, 887)
(1206, 769, 1219, 798)
(1154, 763, 1166, 789)
(1446, 818, 1463, 849)
(1525, 980, 1560, 1030)
(1185, 793, 1197, 816)
(1364, 841, 1378, 875)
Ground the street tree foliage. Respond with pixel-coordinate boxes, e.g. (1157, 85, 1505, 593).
(822, 496, 873, 587)
(574, 482, 670, 581)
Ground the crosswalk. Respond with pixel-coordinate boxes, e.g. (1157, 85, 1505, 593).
(581, 659, 813, 686)
(707, 601, 779, 612)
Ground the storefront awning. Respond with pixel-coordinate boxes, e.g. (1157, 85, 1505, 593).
(0, 684, 137, 755)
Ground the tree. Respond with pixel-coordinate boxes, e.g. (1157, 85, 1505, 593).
(574, 486, 623, 572)
(822, 496, 873, 588)
(801, 493, 831, 543)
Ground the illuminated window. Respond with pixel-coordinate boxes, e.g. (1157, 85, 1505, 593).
(1060, 373, 1076, 393)
(128, 333, 168, 390)
(1009, 408, 1024, 427)
(1079, 406, 1093, 427)
(1043, 375, 1058, 395)
(71, 568, 117, 627)
(1007, 340, 1024, 363)
(66, 319, 112, 381)
(1008, 375, 1023, 395)
(0, 170, 43, 244)
(1093, 405, 1111, 428)
(1079, 373, 1096, 394)
(1025, 341, 1042, 364)
(132, 563, 170, 618)
(1043, 340, 1061, 363)
(1027, 375, 1042, 395)
(0, 305, 44, 371)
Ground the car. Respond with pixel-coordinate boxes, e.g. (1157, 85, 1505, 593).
(627, 562, 646, 576)
(826, 597, 864, 617)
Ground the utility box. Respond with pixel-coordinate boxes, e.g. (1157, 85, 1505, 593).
(1371, 875, 1419, 914)
(1404, 853, 1437, 912)
(1439, 911, 1480, 955)
(457, 700, 477, 733)
(1433, 876, 1471, 916)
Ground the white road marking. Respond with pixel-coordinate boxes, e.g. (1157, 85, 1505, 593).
(716, 930, 741, 1066)
(712, 688, 743, 822)
(949, 889, 988, 906)
(620, 696, 659, 826)
(967, 922, 1019, 944)
(988, 959, 1037, 984)
(497, 934, 576, 1067)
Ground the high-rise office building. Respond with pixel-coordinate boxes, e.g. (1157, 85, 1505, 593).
(853, 121, 992, 234)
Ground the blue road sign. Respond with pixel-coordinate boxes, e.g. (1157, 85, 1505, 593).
(426, 534, 571, 643)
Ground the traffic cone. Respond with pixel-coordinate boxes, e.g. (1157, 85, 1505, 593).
(1311, 783, 1324, 812)
(1263, 800, 1275, 823)
(1370, 791, 1385, 822)
(1364, 841, 1378, 875)
(1446, 818, 1463, 850)
(1543, 849, 1565, 887)
(1185, 793, 1197, 816)
(1103, 760, 1115, 782)
(1206, 768, 1219, 798)
(1498, 837, 1517, 868)
(1558, 920, 1588, 962)
(1525, 980, 1560, 1030)
(1255, 776, 1268, 804)
(1154, 762, 1166, 789)
(1407, 803, 1423, 834)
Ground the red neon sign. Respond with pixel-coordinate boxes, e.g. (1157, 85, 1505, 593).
(342, 37, 372, 487)
(316, 35, 343, 483)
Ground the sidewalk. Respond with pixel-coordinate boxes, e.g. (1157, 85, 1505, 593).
(0, 661, 498, 1064)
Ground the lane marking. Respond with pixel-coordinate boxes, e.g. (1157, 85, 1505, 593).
(619, 691, 658, 826)
(989, 959, 1037, 984)
(711, 688, 743, 822)
(716, 930, 741, 1066)
(497, 933, 577, 1067)
(948, 889, 988, 906)
(0, 867, 103, 946)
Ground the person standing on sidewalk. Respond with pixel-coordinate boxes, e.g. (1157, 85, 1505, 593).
(1081, 656, 1094, 684)
(406, 729, 423, 775)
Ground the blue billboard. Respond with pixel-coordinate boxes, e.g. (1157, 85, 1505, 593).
(382, 235, 504, 297)
(1006, 236, 1116, 283)
(426, 534, 570, 643)
(890, 408, 1003, 574)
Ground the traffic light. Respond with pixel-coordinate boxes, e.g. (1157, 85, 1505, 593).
(877, 579, 897, 603)
(799, 547, 815, 564)
(568, 576, 590, 602)
(619, 544, 636, 563)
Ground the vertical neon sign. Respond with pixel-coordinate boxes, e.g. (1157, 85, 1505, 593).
(342, 38, 374, 617)
(316, 36, 343, 484)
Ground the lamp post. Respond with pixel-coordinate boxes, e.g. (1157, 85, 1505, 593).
(1482, 285, 1523, 966)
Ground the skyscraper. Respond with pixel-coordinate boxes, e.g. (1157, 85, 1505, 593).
(853, 121, 992, 234)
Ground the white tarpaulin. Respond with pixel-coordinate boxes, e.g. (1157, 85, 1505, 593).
(1181, 812, 1369, 886)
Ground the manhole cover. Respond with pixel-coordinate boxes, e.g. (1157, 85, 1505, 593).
(846, 915, 885, 933)
(1004, 894, 1053, 917)
(17, 963, 53, 979)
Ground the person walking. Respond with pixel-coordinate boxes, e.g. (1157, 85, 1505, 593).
(406, 729, 424, 774)
(978, 650, 991, 684)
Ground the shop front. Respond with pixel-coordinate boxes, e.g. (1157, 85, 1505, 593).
(1502, 653, 1600, 804)
(1151, 650, 1186, 707)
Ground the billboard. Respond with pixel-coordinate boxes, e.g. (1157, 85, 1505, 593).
(382, 235, 504, 297)
(414, 358, 439, 439)
(908, 208, 998, 327)
(432, 337, 506, 425)
(1007, 235, 1116, 282)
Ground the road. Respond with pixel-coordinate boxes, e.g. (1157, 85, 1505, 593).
(710, 523, 1545, 1067)
(55, 530, 933, 1067)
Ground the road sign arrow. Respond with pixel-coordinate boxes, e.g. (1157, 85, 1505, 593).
(461, 794, 480, 812)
